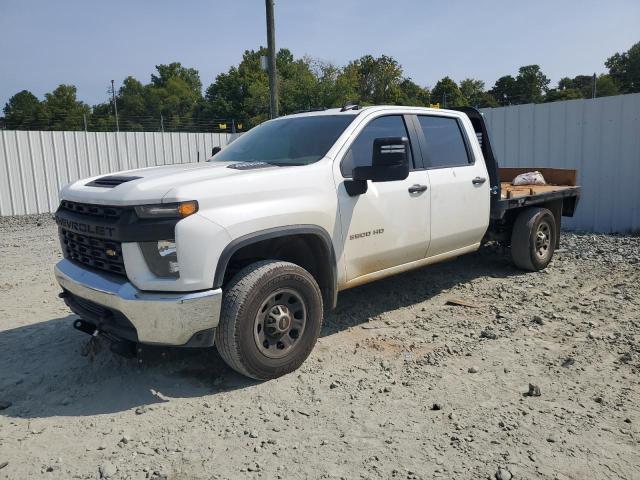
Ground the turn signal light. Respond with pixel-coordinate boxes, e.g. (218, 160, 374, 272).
(135, 201, 199, 219)
(178, 201, 198, 217)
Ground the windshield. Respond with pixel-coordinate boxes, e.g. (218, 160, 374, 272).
(210, 115, 355, 166)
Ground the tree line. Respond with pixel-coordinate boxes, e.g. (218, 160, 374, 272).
(2, 41, 638, 132)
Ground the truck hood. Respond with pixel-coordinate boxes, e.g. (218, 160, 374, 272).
(60, 161, 281, 205)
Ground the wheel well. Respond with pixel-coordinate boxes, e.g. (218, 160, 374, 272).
(218, 233, 336, 309)
(487, 200, 563, 247)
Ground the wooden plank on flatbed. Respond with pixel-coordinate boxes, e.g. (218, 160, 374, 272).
(501, 182, 574, 199)
(499, 167, 577, 186)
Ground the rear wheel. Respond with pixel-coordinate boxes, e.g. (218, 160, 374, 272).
(511, 207, 557, 271)
(215, 260, 323, 380)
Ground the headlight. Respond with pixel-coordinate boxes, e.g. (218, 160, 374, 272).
(135, 201, 198, 219)
(140, 240, 179, 278)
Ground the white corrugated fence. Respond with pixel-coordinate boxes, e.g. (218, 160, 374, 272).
(2, 94, 640, 232)
(481, 93, 640, 233)
(0, 131, 232, 216)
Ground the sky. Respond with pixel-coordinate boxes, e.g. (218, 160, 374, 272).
(1, 0, 639, 108)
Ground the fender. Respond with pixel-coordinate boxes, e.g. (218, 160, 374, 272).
(213, 225, 338, 309)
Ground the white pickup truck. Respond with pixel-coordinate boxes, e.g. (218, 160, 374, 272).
(54, 105, 581, 379)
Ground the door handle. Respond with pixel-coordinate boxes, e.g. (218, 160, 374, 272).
(472, 176, 487, 185)
(408, 184, 428, 194)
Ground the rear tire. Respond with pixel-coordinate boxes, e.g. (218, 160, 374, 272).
(511, 207, 557, 271)
(215, 260, 323, 380)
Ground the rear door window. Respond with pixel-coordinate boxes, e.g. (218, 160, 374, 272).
(417, 116, 471, 168)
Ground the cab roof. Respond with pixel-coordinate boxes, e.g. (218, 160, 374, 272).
(282, 105, 460, 119)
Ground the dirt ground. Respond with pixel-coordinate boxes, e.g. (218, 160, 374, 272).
(0, 215, 639, 480)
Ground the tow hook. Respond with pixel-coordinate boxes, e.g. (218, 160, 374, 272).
(73, 318, 98, 336)
(73, 319, 137, 359)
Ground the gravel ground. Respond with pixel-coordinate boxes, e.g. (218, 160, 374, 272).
(0, 215, 639, 480)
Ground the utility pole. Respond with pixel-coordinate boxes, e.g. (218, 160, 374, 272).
(160, 114, 164, 133)
(265, 0, 279, 118)
(592, 73, 597, 99)
(111, 79, 119, 132)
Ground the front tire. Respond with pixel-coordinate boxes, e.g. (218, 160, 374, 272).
(510, 207, 557, 271)
(215, 260, 323, 380)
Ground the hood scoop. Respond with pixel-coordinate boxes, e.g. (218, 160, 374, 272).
(227, 162, 272, 170)
(86, 175, 142, 188)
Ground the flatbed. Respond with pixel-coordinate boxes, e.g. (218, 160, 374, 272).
(494, 166, 581, 219)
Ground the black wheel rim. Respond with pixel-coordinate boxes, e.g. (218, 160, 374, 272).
(535, 221, 552, 258)
(254, 288, 307, 359)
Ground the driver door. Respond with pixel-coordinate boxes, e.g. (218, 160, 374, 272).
(334, 114, 430, 283)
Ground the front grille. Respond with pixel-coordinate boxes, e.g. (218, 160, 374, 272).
(61, 229, 126, 276)
(59, 200, 123, 219)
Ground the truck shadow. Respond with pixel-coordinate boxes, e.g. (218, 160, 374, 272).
(0, 246, 518, 419)
(0, 313, 256, 419)
(322, 245, 518, 336)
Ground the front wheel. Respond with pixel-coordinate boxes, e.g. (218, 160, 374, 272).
(215, 260, 323, 380)
(510, 207, 557, 271)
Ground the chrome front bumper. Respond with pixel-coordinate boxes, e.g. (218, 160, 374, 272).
(54, 259, 222, 346)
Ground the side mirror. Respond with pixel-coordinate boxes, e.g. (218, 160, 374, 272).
(352, 137, 410, 182)
(211, 146, 222, 156)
